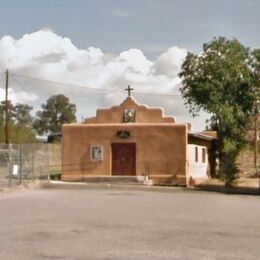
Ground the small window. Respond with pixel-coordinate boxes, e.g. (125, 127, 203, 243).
(195, 146, 198, 162)
(90, 145, 104, 161)
(202, 148, 206, 163)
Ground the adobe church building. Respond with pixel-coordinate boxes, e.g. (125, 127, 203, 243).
(62, 87, 217, 186)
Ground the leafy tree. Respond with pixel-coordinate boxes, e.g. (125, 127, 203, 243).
(10, 124, 36, 144)
(0, 102, 5, 142)
(252, 49, 260, 76)
(34, 94, 77, 135)
(11, 103, 36, 143)
(179, 37, 259, 184)
(13, 103, 34, 126)
(252, 49, 260, 106)
(0, 101, 15, 143)
(0, 101, 36, 143)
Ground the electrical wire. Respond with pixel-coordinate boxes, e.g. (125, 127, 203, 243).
(10, 72, 181, 97)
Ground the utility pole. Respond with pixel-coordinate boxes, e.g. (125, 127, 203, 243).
(254, 99, 259, 170)
(5, 69, 9, 144)
(254, 114, 258, 168)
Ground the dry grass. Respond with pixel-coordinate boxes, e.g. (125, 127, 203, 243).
(237, 148, 258, 177)
(202, 177, 259, 188)
(199, 148, 260, 192)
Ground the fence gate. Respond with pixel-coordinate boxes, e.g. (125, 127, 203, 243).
(0, 143, 61, 189)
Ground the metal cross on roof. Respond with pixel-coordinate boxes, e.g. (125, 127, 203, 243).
(125, 85, 134, 97)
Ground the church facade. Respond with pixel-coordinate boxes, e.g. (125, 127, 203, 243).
(62, 91, 216, 186)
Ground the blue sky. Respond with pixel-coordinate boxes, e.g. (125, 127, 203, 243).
(0, 0, 259, 130)
(0, 0, 259, 59)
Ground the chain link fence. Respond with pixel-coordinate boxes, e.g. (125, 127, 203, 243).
(0, 143, 61, 189)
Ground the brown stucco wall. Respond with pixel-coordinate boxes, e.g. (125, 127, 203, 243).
(85, 97, 176, 124)
(62, 123, 187, 185)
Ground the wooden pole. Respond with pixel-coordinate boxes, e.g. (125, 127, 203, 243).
(5, 69, 9, 144)
(254, 114, 258, 168)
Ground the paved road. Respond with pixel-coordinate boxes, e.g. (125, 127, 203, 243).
(0, 185, 260, 260)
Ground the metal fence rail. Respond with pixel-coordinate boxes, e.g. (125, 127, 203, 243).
(0, 143, 61, 189)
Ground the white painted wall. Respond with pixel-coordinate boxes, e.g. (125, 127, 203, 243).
(187, 144, 209, 185)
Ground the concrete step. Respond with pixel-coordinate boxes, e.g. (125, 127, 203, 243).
(83, 175, 152, 185)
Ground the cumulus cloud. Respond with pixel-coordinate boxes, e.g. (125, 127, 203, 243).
(0, 30, 209, 130)
(152, 47, 187, 77)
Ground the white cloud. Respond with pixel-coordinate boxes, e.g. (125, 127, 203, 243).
(152, 46, 187, 77)
(0, 30, 209, 130)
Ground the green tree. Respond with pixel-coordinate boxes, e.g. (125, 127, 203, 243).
(0, 101, 36, 143)
(0, 102, 5, 142)
(13, 103, 34, 125)
(252, 49, 260, 106)
(11, 103, 36, 143)
(10, 124, 36, 144)
(34, 94, 77, 135)
(179, 37, 259, 184)
(0, 100, 15, 143)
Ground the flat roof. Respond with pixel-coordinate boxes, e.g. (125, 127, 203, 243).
(188, 131, 217, 141)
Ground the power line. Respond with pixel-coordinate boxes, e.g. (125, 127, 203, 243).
(11, 72, 116, 92)
(10, 72, 182, 97)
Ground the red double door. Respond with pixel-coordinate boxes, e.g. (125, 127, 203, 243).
(111, 143, 136, 176)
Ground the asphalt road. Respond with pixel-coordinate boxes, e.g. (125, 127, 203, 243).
(0, 185, 260, 260)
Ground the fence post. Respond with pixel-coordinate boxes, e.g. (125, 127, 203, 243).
(47, 143, 50, 182)
(8, 144, 12, 187)
(19, 144, 22, 185)
(32, 144, 35, 181)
